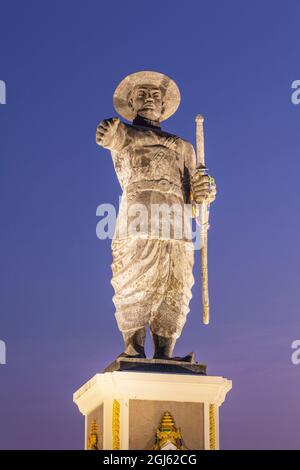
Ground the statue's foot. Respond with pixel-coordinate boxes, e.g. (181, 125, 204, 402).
(117, 351, 146, 360)
(121, 328, 146, 358)
(153, 352, 195, 363)
(172, 352, 195, 363)
(151, 332, 176, 359)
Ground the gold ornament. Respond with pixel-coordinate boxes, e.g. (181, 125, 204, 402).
(209, 404, 216, 450)
(152, 411, 187, 450)
(112, 400, 120, 450)
(87, 419, 99, 450)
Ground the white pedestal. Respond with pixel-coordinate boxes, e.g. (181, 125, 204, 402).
(74, 371, 232, 450)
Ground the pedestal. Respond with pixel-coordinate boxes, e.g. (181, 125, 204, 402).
(73, 370, 232, 450)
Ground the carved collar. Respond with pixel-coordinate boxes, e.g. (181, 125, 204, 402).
(132, 115, 161, 130)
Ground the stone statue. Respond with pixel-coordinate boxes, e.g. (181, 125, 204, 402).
(96, 71, 216, 361)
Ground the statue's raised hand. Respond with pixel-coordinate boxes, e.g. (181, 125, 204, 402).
(96, 118, 120, 147)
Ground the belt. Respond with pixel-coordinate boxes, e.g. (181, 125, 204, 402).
(126, 179, 183, 198)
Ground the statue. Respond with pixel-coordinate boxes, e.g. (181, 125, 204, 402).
(96, 71, 216, 361)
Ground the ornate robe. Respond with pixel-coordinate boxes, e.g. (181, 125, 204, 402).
(104, 119, 196, 338)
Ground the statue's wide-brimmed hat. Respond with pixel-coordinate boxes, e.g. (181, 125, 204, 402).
(113, 71, 181, 122)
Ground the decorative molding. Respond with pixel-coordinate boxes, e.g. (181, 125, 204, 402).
(74, 372, 232, 415)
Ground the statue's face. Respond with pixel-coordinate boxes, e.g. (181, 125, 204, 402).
(128, 85, 164, 121)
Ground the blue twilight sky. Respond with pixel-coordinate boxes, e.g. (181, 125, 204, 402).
(0, 0, 300, 450)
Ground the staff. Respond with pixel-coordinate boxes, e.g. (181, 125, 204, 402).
(195, 114, 210, 324)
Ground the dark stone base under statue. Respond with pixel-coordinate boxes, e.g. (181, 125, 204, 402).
(104, 355, 207, 375)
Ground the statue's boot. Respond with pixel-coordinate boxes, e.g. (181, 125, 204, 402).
(151, 332, 176, 359)
(151, 332, 195, 363)
(118, 327, 146, 359)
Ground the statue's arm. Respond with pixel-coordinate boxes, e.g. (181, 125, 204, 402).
(96, 118, 131, 152)
(183, 142, 197, 203)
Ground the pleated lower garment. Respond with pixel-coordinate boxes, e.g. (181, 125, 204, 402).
(111, 238, 194, 338)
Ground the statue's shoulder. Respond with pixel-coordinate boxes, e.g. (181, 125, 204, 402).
(160, 131, 194, 152)
(173, 135, 195, 155)
(159, 131, 195, 157)
(122, 122, 195, 154)
(179, 136, 194, 148)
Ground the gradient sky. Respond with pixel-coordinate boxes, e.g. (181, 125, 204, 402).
(0, 0, 300, 450)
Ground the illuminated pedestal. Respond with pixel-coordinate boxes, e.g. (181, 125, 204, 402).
(73, 371, 232, 450)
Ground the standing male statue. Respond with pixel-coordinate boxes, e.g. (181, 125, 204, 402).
(96, 71, 216, 361)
